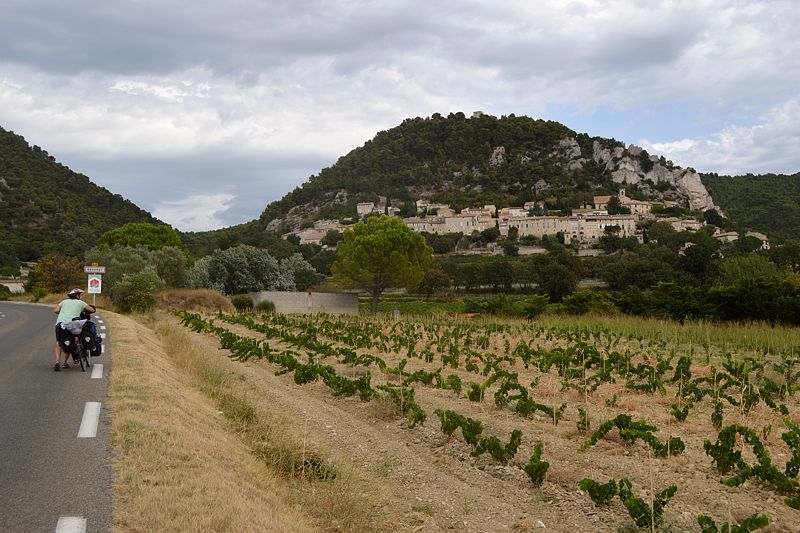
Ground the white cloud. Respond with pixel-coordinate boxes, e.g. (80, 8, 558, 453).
(642, 96, 800, 175)
(153, 193, 236, 232)
(0, 0, 798, 229)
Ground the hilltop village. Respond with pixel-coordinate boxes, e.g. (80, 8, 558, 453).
(291, 189, 769, 253)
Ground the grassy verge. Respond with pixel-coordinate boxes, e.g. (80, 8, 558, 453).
(108, 309, 375, 532)
(107, 310, 315, 532)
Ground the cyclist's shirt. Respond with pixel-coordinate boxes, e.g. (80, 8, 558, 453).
(55, 299, 89, 325)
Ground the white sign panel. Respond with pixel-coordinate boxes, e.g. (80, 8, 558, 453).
(87, 274, 102, 294)
(84, 265, 106, 274)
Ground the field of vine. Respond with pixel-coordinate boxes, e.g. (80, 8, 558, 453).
(174, 309, 800, 532)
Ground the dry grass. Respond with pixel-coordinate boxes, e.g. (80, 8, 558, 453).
(157, 288, 235, 313)
(106, 311, 316, 532)
(152, 317, 378, 532)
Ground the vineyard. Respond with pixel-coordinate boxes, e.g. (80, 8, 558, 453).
(173, 309, 800, 531)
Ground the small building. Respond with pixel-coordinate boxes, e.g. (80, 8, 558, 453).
(593, 188, 655, 216)
(746, 231, 770, 250)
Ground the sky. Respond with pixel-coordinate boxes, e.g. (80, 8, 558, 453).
(1, 0, 798, 231)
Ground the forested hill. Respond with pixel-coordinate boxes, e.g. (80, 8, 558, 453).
(254, 112, 717, 233)
(701, 172, 800, 242)
(0, 127, 159, 265)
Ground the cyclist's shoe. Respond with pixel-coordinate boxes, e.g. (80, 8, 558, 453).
(61, 362, 69, 369)
(54, 362, 60, 372)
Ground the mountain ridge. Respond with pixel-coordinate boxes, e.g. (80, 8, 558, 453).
(0, 126, 160, 265)
(254, 113, 719, 233)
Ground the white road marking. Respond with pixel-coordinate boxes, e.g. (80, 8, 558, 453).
(77, 402, 101, 438)
(55, 516, 86, 533)
(99, 333, 106, 339)
(91, 364, 103, 379)
(100, 325, 106, 330)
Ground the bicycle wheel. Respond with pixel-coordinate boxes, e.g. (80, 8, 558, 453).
(76, 342, 85, 372)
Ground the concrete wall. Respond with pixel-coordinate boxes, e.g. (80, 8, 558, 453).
(248, 291, 359, 316)
(0, 280, 25, 294)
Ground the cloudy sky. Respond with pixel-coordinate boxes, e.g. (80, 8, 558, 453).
(1, 0, 798, 231)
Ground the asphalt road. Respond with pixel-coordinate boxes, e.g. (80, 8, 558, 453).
(0, 302, 112, 533)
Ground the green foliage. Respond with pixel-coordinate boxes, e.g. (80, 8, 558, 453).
(97, 222, 184, 251)
(697, 513, 770, 533)
(704, 423, 800, 508)
(110, 266, 165, 313)
(230, 294, 254, 311)
(618, 478, 677, 530)
(434, 409, 483, 446)
(579, 478, 617, 506)
(471, 430, 523, 464)
(562, 290, 618, 315)
(518, 294, 550, 319)
(377, 383, 427, 428)
(581, 414, 685, 457)
(537, 260, 579, 302)
(85, 245, 187, 291)
(26, 253, 84, 295)
(0, 265, 20, 277)
(702, 172, 800, 242)
(524, 441, 549, 486)
(0, 284, 11, 300)
(186, 245, 301, 294)
(333, 216, 432, 313)
(415, 260, 452, 297)
(0, 127, 157, 262)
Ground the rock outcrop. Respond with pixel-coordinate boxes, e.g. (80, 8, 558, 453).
(561, 137, 721, 214)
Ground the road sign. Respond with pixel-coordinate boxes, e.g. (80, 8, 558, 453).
(84, 265, 106, 274)
(87, 274, 102, 294)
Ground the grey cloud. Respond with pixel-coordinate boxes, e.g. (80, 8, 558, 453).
(59, 150, 331, 228)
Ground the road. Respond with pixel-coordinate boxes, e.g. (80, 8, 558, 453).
(0, 302, 112, 533)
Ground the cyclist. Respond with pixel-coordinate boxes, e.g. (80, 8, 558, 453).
(53, 288, 95, 371)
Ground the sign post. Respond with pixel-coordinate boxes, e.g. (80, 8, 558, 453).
(84, 265, 106, 307)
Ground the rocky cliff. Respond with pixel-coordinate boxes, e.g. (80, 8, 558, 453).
(555, 137, 720, 213)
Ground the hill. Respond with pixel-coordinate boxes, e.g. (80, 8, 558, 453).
(0, 127, 160, 266)
(255, 113, 719, 233)
(701, 172, 800, 242)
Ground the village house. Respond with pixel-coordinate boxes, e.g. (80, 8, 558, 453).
(499, 213, 638, 243)
(593, 189, 655, 215)
(294, 219, 345, 245)
(404, 213, 495, 235)
(661, 217, 703, 232)
(713, 230, 771, 250)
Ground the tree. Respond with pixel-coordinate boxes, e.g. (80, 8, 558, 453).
(416, 260, 452, 297)
(501, 240, 520, 256)
(185, 245, 296, 294)
(606, 197, 631, 215)
(97, 223, 184, 251)
(26, 254, 84, 295)
(321, 229, 343, 248)
(537, 262, 578, 302)
(332, 216, 432, 314)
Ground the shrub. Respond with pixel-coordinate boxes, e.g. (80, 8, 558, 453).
(516, 294, 549, 319)
(0, 285, 11, 301)
(230, 294, 254, 311)
(110, 267, 165, 313)
(256, 300, 276, 314)
(562, 291, 619, 316)
(157, 288, 235, 313)
(463, 295, 515, 316)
